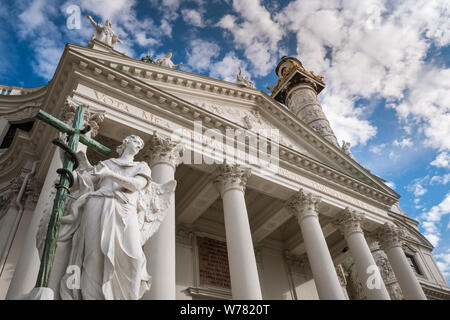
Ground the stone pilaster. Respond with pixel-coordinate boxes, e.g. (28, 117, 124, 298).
(369, 240, 404, 300)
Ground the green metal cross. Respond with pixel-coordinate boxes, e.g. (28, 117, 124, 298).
(34, 106, 110, 288)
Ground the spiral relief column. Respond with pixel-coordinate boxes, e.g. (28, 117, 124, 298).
(269, 56, 339, 147)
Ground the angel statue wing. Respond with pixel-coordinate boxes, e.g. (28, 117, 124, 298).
(137, 179, 177, 246)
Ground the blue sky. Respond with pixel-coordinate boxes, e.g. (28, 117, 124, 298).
(0, 0, 449, 282)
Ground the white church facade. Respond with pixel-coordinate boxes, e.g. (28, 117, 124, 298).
(0, 31, 449, 300)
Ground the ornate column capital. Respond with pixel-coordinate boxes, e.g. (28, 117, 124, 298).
(61, 96, 106, 137)
(144, 131, 184, 168)
(376, 223, 405, 251)
(333, 207, 365, 238)
(213, 164, 251, 195)
(286, 189, 321, 223)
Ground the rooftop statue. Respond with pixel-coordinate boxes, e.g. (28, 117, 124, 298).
(341, 140, 355, 159)
(155, 52, 183, 69)
(87, 16, 123, 48)
(37, 135, 177, 300)
(236, 67, 255, 88)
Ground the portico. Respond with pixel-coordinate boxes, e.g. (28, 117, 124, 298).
(0, 41, 446, 300)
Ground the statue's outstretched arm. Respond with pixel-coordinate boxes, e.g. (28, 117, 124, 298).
(87, 15, 97, 27)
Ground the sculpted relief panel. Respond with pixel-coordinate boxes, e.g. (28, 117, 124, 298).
(188, 100, 313, 157)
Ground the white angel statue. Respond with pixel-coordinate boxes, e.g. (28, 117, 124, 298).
(155, 52, 183, 69)
(87, 16, 123, 48)
(41, 135, 176, 300)
(236, 67, 255, 88)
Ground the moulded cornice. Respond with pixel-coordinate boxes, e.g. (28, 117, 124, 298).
(69, 44, 397, 198)
(35, 46, 398, 207)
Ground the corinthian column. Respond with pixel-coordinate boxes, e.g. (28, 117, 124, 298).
(376, 224, 427, 300)
(143, 132, 182, 300)
(286, 190, 345, 300)
(213, 164, 262, 300)
(334, 208, 390, 300)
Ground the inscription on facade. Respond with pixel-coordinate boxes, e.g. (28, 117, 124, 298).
(197, 237, 231, 289)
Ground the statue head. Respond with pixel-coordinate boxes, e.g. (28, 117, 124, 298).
(165, 52, 173, 59)
(105, 19, 112, 27)
(116, 135, 144, 156)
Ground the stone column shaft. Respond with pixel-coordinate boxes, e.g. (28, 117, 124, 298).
(143, 132, 182, 300)
(287, 190, 345, 300)
(335, 208, 390, 300)
(214, 164, 262, 300)
(377, 224, 427, 300)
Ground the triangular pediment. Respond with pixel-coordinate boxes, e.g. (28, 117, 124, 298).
(63, 43, 399, 202)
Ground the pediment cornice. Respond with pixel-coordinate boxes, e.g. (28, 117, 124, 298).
(66, 44, 397, 198)
(27, 44, 398, 207)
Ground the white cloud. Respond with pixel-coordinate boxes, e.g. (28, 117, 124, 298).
(435, 249, 450, 280)
(430, 174, 450, 185)
(421, 191, 450, 247)
(406, 176, 429, 197)
(369, 144, 386, 154)
(18, 0, 51, 34)
(135, 33, 158, 47)
(209, 52, 247, 82)
(273, 0, 450, 149)
(431, 152, 450, 169)
(385, 181, 396, 189)
(185, 39, 220, 72)
(393, 138, 413, 148)
(217, 0, 284, 76)
(181, 9, 204, 27)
